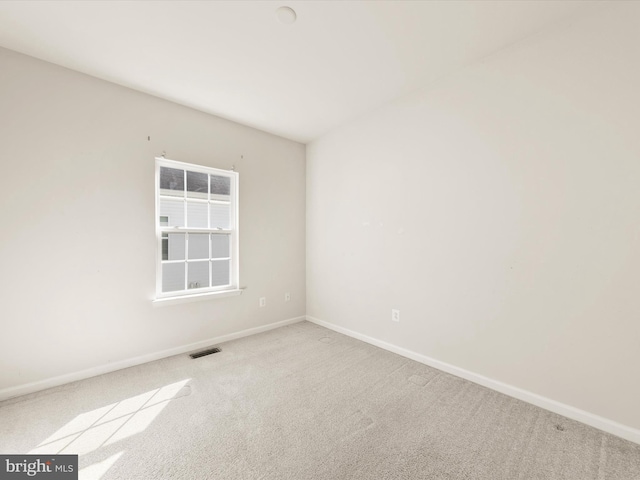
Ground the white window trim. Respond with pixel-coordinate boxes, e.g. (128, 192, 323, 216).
(154, 157, 240, 301)
(152, 288, 243, 306)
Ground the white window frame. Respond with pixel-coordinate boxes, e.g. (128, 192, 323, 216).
(154, 157, 240, 301)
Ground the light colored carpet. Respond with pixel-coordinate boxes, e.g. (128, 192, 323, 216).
(1, 321, 639, 479)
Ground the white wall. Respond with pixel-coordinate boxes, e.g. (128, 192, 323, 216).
(0, 47, 305, 393)
(307, 4, 640, 432)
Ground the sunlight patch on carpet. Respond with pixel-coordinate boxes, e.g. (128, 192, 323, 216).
(78, 451, 123, 480)
(29, 379, 191, 458)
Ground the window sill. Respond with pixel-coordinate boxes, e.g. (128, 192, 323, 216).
(153, 288, 244, 306)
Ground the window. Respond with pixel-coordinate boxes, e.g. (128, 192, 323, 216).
(155, 157, 239, 299)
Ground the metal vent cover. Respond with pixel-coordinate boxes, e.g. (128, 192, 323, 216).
(189, 347, 221, 359)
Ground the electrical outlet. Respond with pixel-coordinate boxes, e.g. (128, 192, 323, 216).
(285, 292, 291, 302)
(392, 309, 400, 322)
(259, 297, 266, 307)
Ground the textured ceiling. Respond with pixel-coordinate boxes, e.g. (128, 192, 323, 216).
(0, 1, 608, 143)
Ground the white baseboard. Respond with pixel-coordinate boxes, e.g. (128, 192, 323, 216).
(306, 315, 640, 445)
(0, 316, 305, 402)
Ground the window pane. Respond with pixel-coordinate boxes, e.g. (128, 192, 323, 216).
(162, 263, 185, 292)
(160, 167, 184, 197)
(210, 175, 230, 198)
(186, 201, 208, 228)
(162, 234, 168, 261)
(187, 171, 208, 199)
(159, 199, 185, 227)
(187, 261, 209, 289)
(211, 259, 230, 287)
(210, 203, 230, 229)
(167, 233, 185, 261)
(211, 234, 230, 258)
(188, 234, 208, 260)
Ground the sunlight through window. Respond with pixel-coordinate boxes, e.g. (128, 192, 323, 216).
(78, 451, 123, 480)
(28, 379, 191, 477)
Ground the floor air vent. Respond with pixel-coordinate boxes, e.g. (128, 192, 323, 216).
(189, 347, 221, 359)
